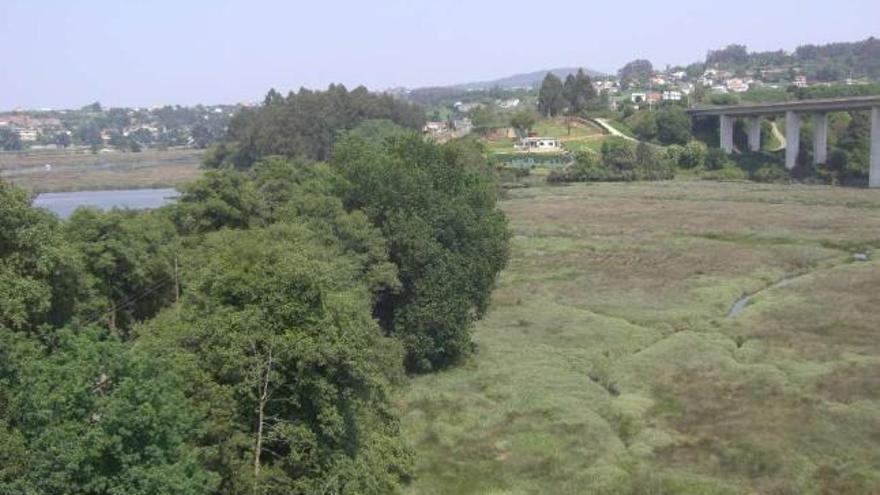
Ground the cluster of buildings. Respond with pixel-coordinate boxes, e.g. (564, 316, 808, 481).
(0, 114, 67, 143)
(589, 64, 863, 110)
(0, 104, 239, 151)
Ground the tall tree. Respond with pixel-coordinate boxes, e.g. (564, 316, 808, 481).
(618, 59, 654, 84)
(65, 209, 179, 336)
(211, 85, 426, 168)
(538, 73, 566, 117)
(0, 183, 82, 334)
(563, 69, 597, 115)
(333, 135, 510, 372)
(1, 328, 220, 495)
(141, 223, 413, 494)
(510, 110, 537, 138)
(0, 129, 22, 151)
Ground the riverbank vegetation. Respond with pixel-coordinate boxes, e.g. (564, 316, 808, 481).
(0, 102, 509, 493)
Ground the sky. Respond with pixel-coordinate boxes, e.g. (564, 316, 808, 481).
(1, 0, 878, 109)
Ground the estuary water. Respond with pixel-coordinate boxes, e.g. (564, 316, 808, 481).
(34, 188, 180, 219)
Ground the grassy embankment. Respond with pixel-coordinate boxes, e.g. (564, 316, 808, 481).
(400, 180, 880, 494)
(0, 148, 204, 192)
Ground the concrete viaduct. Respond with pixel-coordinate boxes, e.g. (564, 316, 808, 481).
(687, 96, 880, 188)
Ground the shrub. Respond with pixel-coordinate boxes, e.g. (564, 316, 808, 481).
(705, 148, 733, 170)
(549, 141, 673, 183)
(679, 140, 708, 169)
(655, 107, 692, 145)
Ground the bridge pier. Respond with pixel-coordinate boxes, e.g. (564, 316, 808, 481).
(748, 116, 761, 152)
(687, 96, 880, 187)
(785, 111, 800, 170)
(720, 115, 734, 153)
(813, 113, 828, 165)
(871, 107, 880, 188)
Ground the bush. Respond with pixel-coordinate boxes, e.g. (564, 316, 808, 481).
(665, 144, 684, 165)
(628, 111, 658, 141)
(705, 148, 734, 170)
(549, 141, 673, 183)
(679, 141, 708, 169)
(655, 107, 692, 145)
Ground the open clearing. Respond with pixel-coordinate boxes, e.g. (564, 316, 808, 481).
(400, 180, 880, 494)
(482, 117, 606, 155)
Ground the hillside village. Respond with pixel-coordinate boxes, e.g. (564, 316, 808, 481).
(415, 38, 880, 146)
(0, 102, 245, 153)
(2, 38, 878, 160)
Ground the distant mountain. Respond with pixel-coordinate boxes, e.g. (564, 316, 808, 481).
(449, 67, 605, 90)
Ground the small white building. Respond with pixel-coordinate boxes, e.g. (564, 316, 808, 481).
(793, 75, 808, 88)
(454, 102, 483, 113)
(424, 121, 448, 137)
(630, 92, 647, 103)
(16, 128, 38, 142)
(453, 118, 473, 133)
(662, 91, 683, 102)
(498, 98, 520, 109)
(517, 137, 561, 152)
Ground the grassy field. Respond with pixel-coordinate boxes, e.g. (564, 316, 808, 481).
(399, 180, 880, 494)
(0, 149, 204, 192)
(482, 118, 606, 155)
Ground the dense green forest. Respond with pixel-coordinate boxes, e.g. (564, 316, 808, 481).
(0, 89, 509, 494)
(205, 84, 426, 168)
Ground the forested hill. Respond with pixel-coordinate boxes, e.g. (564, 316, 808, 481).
(703, 37, 880, 81)
(448, 67, 605, 91)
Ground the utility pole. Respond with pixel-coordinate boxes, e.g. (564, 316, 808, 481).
(174, 254, 180, 309)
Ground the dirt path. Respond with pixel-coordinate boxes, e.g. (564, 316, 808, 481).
(592, 118, 638, 142)
(770, 121, 786, 151)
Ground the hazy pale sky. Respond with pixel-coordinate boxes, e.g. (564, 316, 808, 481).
(1, 0, 878, 109)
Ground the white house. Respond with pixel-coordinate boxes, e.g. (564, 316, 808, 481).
(424, 121, 448, 136)
(498, 98, 520, 109)
(662, 91, 683, 101)
(517, 137, 561, 152)
(725, 78, 750, 93)
(16, 128, 38, 142)
(630, 92, 647, 103)
(454, 102, 483, 113)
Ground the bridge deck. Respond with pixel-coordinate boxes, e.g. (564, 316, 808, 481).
(687, 95, 880, 117)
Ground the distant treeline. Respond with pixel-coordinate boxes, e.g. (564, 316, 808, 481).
(703, 37, 880, 81)
(210, 84, 425, 167)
